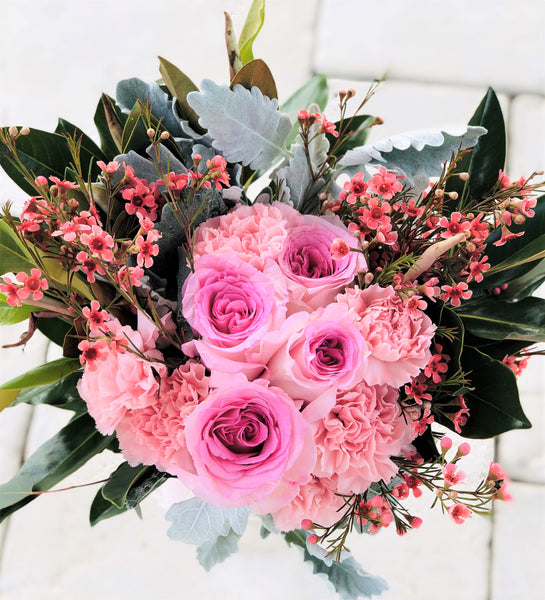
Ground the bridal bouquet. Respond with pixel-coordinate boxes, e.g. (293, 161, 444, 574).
(0, 1, 543, 597)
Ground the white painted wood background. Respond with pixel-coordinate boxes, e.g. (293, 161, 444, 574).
(0, 1, 543, 598)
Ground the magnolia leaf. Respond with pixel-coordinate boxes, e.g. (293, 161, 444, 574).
(328, 115, 375, 159)
(13, 371, 85, 412)
(284, 529, 388, 600)
(230, 59, 277, 99)
(0, 219, 35, 276)
(456, 346, 531, 438)
(196, 530, 241, 571)
(0, 414, 113, 520)
(338, 126, 487, 186)
(187, 80, 292, 170)
(0, 297, 35, 325)
(94, 93, 126, 157)
(238, 0, 265, 65)
(166, 497, 250, 547)
(116, 78, 184, 138)
(456, 296, 545, 342)
(158, 56, 202, 133)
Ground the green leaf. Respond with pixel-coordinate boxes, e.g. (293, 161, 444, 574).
(328, 115, 374, 159)
(456, 296, 545, 342)
(157, 56, 202, 133)
(230, 59, 278, 99)
(94, 94, 127, 158)
(238, 0, 265, 65)
(0, 127, 75, 196)
(0, 357, 80, 393)
(36, 316, 73, 347)
(283, 529, 388, 599)
(90, 464, 166, 526)
(12, 371, 86, 412)
(0, 297, 35, 325)
(0, 413, 113, 521)
(501, 257, 545, 300)
(0, 219, 35, 276)
(281, 74, 329, 149)
(455, 346, 531, 438)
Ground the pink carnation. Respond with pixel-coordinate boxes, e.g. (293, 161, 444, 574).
(272, 476, 345, 532)
(77, 317, 166, 435)
(267, 302, 368, 413)
(337, 284, 435, 387)
(192, 202, 301, 271)
(115, 361, 209, 474)
(313, 382, 413, 494)
(278, 214, 365, 313)
(182, 253, 287, 383)
(177, 376, 316, 513)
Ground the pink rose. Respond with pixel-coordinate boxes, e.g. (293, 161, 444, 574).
(192, 202, 302, 271)
(278, 214, 364, 313)
(313, 382, 413, 494)
(115, 361, 209, 474)
(267, 302, 368, 412)
(77, 318, 166, 435)
(182, 254, 287, 382)
(178, 376, 316, 513)
(338, 284, 436, 387)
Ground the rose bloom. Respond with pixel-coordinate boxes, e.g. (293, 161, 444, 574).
(115, 361, 209, 474)
(177, 376, 316, 513)
(313, 382, 414, 494)
(278, 214, 365, 313)
(272, 476, 345, 532)
(337, 284, 436, 387)
(77, 316, 167, 435)
(182, 253, 287, 383)
(267, 302, 368, 414)
(192, 202, 302, 271)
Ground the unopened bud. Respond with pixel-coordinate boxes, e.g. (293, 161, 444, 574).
(434, 188, 444, 198)
(513, 214, 525, 225)
(364, 272, 374, 285)
(448, 191, 459, 200)
(8, 125, 18, 138)
(301, 519, 313, 530)
(160, 131, 170, 140)
(20, 126, 30, 136)
(459, 172, 470, 181)
(146, 128, 155, 139)
(307, 534, 318, 545)
(372, 116, 384, 126)
(465, 241, 476, 253)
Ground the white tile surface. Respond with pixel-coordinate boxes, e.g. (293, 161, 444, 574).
(314, 0, 545, 95)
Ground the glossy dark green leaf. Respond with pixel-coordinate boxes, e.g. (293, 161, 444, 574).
(55, 119, 107, 178)
(0, 297, 35, 325)
(456, 296, 545, 342)
(1, 357, 80, 395)
(90, 463, 167, 526)
(36, 316, 73, 347)
(13, 371, 86, 412)
(448, 88, 505, 206)
(327, 115, 374, 159)
(94, 94, 127, 158)
(501, 257, 545, 300)
(0, 219, 35, 276)
(0, 413, 113, 521)
(121, 102, 149, 154)
(0, 127, 75, 195)
(455, 346, 531, 438)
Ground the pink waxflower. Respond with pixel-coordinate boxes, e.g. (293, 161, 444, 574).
(116, 361, 210, 474)
(160, 172, 190, 193)
(15, 269, 49, 302)
(331, 238, 351, 261)
(176, 376, 316, 513)
(442, 463, 466, 487)
(359, 197, 391, 230)
(81, 300, 110, 334)
(182, 253, 287, 384)
(0, 276, 22, 307)
(80, 225, 115, 262)
(77, 338, 109, 370)
(312, 382, 413, 494)
(278, 214, 365, 313)
(439, 212, 471, 238)
(97, 160, 120, 174)
(75, 251, 106, 283)
(272, 476, 345, 531)
(358, 495, 394, 534)
(134, 233, 160, 268)
(340, 172, 369, 205)
(448, 503, 472, 524)
(440, 282, 472, 307)
(192, 202, 301, 271)
(464, 255, 490, 283)
(205, 155, 230, 190)
(367, 167, 403, 200)
(122, 178, 160, 221)
(337, 284, 436, 387)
